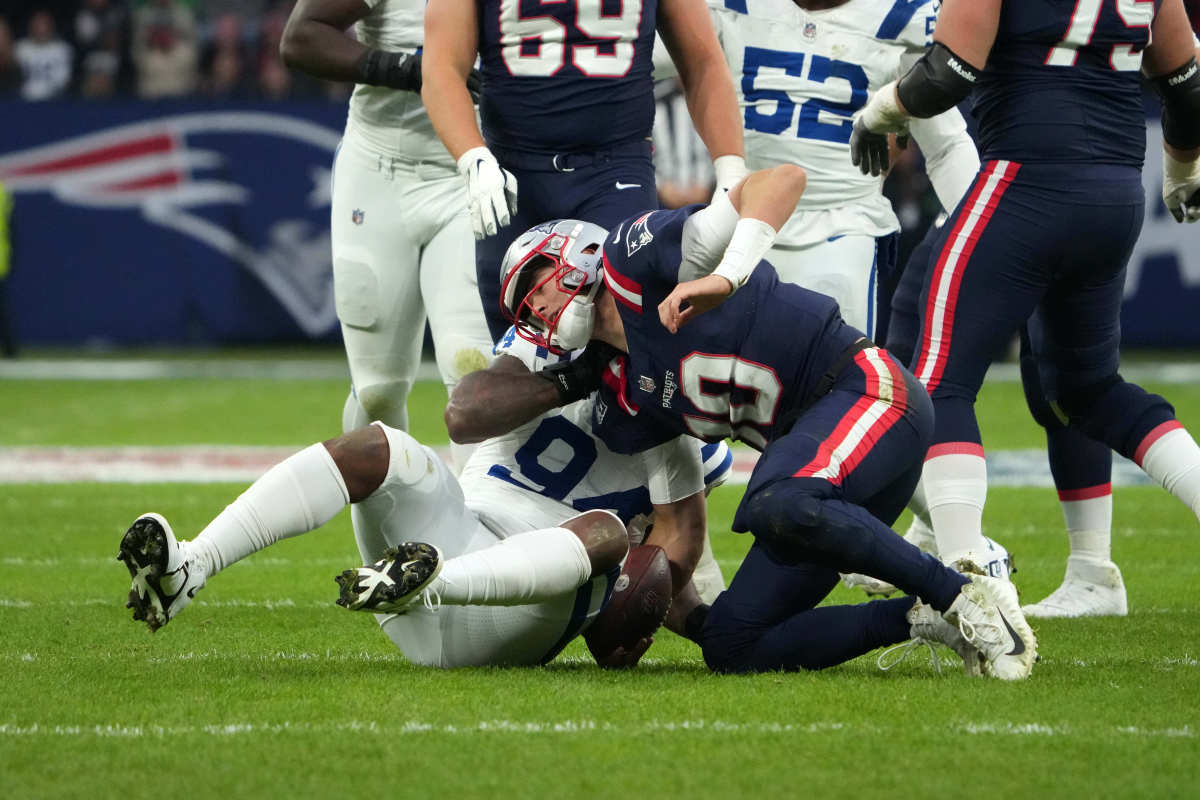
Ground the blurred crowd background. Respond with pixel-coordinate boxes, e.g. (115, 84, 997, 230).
(0, 0, 350, 102)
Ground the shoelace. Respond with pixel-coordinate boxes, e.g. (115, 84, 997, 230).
(421, 573, 451, 613)
(956, 615, 1004, 652)
(877, 638, 943, 674)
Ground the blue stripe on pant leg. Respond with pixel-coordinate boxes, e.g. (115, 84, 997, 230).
(539, 566, 619, 664)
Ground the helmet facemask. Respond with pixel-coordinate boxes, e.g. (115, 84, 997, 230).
(499, 221, 607, 354)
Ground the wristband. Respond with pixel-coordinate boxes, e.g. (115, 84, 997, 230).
(712, 218, 776, 292)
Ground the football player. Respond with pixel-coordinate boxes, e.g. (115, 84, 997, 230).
(848, 0, 1200, 615)
(705, 0, 977, 342)
(280, 0, 494, 463)
(421, 0, 747, 340)
(118, 316, 729, 669)
(498, 167, 1038, 679)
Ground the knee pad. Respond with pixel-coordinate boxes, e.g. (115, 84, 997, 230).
(334, 257, 380, 330)
(356, 380, 413, 429)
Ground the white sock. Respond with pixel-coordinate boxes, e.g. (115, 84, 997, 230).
(905, 475, 936, 551)
(1058, 486, 1113, 563)
(922, 446, 989, 562)
(1136, 423, 1200, 519)
(189, 444, 350, 578)
(431, 527, 593, 606)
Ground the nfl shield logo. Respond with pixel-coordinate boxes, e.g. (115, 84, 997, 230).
(803, 21, 817, 39)
(352, 209, 365, 225)
(638, 375, 656, 393)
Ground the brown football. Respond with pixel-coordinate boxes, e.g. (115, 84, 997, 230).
(584, 544, 673, 660)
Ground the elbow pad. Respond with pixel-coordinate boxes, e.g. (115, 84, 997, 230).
(678, 190, 739, 282)
(1156, 58, 1200, 150)
(897, 42, 980, 119)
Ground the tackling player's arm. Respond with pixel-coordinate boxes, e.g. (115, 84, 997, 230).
(658, 164, 807, 332)
(657, 0, 748, 192)
(445, 343, 619, 443)
(280, 0, 421, 90)
(1144, 0, 1200, 222)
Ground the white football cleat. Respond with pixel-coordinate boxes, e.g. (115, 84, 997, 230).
(945, 574, 1038, 680)
(335, 543, 443, 614)
(841, 521, 941, 597)
(1022, 556, 1128, 618)
(878, 599, 985, 676)
(944, 536, 1015, 581)
(117, 513, 206, 632)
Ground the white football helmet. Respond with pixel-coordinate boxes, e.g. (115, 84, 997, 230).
(499, 219, 607, 353)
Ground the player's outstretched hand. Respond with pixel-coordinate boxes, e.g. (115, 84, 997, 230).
(658, 274, 734, 334)
(457, 147, 519, 239)
(1163, 149, 1200, 223)
(592, 636, 653, 669)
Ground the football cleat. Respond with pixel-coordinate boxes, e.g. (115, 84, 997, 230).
(1022, 556, 1128, 618)
(117, 513, 205, 632)
(878, 599, 985, 676)
(945, 536, 1015, 581)
(335, 543, 443, 614)
(944, 574, 1038, 680)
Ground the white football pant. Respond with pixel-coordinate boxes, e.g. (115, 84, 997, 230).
(331, 131, 493, 440)
(353, 427, 609, 668)
(767, 234, 881, 339)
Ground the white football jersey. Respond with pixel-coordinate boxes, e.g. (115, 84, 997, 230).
(459, 328, 718, 536)
(347, 0, 461, 164)
(708, 0, 938, 246)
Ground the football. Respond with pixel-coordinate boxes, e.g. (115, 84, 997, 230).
(584, 544, 673, 664)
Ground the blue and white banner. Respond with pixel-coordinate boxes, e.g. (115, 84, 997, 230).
(0, 102, 1199, 345)
(0, 101, 346, 344)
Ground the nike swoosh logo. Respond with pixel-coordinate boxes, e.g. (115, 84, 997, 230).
(615, 182, 642, 190)
(998, 610, 1026, 656)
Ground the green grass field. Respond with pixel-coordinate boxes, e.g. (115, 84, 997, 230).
(2, 364, 1198, 798)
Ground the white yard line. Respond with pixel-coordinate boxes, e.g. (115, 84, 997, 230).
(0, 445, 1156, 487)
(0, 718, 1190, 739)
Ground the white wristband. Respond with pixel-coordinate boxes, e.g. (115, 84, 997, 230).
(456, 146, 494, 176)
(712, 154, 749, 192)
(860, 80, 909, 134)
(712, 218, 776, 292)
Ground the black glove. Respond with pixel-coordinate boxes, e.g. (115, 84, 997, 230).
(535, 340, 623, 405)
(849, 115, 891, 177)
(357, 49, 483, 102)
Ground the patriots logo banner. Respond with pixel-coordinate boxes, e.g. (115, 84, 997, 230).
(0, 101, 346, 344)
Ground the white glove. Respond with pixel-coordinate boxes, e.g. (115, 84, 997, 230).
(1163, 148, 1200, 224)
(712, 154, 749, 197)
(456, 146, 519, 239)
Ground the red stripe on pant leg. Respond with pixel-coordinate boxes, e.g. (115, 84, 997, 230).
(922, 161, 1021, 393)
(1133, 420, 1184, 466)
(1057, 483, 1113, 502)
(912, 164, 996, 386)
(925, 441, 985, 460)
(793, 395, 876, 479)
(834, 352, 910, 483)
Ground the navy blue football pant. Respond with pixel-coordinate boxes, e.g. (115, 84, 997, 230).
(474, 141, 657, 340)
(703, 347, 969, 673)
(888, 214, 1113, 496)
(908, 161, 1175, 464)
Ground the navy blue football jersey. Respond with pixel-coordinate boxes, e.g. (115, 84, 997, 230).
(591, 206, 862, 455)
(972, 0, 1164, 166)
(477, 0, 659, 153)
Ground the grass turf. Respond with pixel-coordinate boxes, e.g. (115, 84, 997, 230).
(2, 371, 1199, 797)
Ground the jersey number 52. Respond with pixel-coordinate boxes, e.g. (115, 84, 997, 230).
(742, 46, 869, 144)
